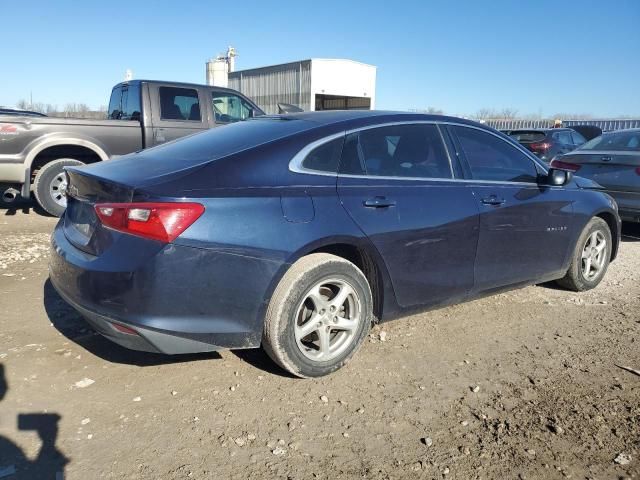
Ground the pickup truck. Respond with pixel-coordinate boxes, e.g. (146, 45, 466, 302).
(0, 80, 264, 216)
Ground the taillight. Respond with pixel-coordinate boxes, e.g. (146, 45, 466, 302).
(636, 167, 640, 176)
(550, 159, 581, 172)
(530, 142, 551, 152)
(94, 202, 205, 243)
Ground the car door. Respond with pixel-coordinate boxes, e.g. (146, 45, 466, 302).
(447, 124, 574, 293)
(211, 90, 258, 125)
(337, 123, 479, 308)
(148, 84, 209, 146)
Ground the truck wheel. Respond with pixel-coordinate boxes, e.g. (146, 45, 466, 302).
(262, 253, 373, 378)
(556, 217, 612, 292)
(33, 158, 84, 216)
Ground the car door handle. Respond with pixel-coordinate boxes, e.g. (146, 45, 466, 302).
(363, 197, 396, 208)
(481, 196, 506, 206)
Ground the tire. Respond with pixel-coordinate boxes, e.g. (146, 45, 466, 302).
(263, 253, 373, 378)
(556, 217, 612, 292)
(33, 158, 84, 217)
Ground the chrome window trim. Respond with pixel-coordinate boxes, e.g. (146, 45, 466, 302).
(288, 120, 550, 183)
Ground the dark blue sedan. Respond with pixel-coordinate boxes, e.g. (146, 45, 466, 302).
(49, 111, 621, 377)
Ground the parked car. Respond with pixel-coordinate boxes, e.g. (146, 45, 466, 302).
(0, 108, 47, 117)
(551, 128, 640, 223)
(505, 128, 587, 162)
(49, 111, 620, 378)
(0, 80, 263, 215)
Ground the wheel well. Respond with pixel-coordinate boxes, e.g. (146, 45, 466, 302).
(30, 145, 102, 179)
(310, 243, 383, 322)
(596, 212, 619, 261)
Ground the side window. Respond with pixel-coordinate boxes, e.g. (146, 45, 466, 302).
(452, 126, 538, 183)
(553, 130, 573, 145)
(107, 86, 122, 120)
(301, 137, 344, 173)
(159, 87, 201, 121)
(571, 130, 586, 145)
(339, 124, 452, 179)
(212, 92, 254, 123)
(121, 83, 141, 121)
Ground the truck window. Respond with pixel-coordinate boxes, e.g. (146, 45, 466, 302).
(121, 83, 141, 121)
(108, 86, 123, 119)
(159, 87, 201, 121)
(212, 92, 254, 123)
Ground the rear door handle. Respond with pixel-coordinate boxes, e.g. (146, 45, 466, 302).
(481, 196, 506, 206)
(363, 197, 396, 208)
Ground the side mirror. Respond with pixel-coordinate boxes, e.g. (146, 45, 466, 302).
(547, 168, 572, 186)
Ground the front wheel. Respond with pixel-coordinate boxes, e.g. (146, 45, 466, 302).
(556, 217, 612, 291)
(33, 158, 84, 216)
(262, 253, 373, 378)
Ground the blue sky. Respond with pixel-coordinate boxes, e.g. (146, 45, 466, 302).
(2, 0, 639, 117)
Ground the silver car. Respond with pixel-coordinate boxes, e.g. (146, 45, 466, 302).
(551, 129, 640, 222)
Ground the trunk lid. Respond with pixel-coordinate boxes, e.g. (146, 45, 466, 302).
(63, 169, 136, 256)
(560, 151, 640, 193)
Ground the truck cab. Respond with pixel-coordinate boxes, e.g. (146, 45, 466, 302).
(0, 80, 263, 216)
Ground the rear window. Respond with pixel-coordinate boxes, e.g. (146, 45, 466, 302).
(579, 131, 640, 152)
(507, 131, 546, 143)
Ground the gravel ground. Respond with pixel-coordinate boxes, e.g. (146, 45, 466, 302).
(0, 204, 639, 480)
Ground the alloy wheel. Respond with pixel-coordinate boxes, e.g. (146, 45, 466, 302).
(294, 278, 362, 362)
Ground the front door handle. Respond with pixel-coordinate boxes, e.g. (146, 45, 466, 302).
(363, 197, 396, 208)
(481, 196, 506, 206)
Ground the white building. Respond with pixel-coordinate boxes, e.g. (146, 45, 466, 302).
(207, 56, 376, 114)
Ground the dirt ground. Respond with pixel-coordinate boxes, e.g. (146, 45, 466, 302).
(0, 202, 639, 480)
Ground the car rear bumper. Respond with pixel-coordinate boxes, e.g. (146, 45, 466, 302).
(49, 219, 282, 354)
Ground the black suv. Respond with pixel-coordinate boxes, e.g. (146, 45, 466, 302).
(504, 128, 587, 162)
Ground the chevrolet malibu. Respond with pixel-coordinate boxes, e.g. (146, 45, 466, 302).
(49, 111, 620, 378)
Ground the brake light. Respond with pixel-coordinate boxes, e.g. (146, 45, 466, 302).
(550, 159, 581, 172)
(530, 142, 551, 152)
(636, 167, 640, 176)
(94, 202, 205, 243)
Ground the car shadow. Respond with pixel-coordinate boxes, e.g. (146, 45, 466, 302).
(42, 279, 293, 376)
(43, 279, 221, 367)
(0, 364, 69, 479)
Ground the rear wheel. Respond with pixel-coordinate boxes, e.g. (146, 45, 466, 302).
(556, 217, 611, 291)
(33, 158, 84, 216)
(263, 253, 373, 378)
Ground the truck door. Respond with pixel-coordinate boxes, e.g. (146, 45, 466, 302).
(148, 84, 209, 146)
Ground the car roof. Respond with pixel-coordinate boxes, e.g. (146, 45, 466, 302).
(113, 79, 247, 95)
(258, 110, 483, 129)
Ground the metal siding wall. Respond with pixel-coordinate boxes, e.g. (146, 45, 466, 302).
(229, 61, 311, 114)
(486, 118, 640, 132)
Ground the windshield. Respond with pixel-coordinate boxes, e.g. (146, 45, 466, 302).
(579, 130, 640, 152)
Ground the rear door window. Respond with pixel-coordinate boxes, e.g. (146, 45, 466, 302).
(212, 92, 254, 124)
(339, 124, 452, 179)
(159, 87, 201, 121)
(452, 126, 538, 183)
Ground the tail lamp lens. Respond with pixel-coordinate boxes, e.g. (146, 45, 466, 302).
(530, 142, 551, 152)
(95, 202, 204, 243)
(549, 159, 581, 172)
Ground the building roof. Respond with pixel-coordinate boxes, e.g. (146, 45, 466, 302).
(230, 58, 376, 75)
